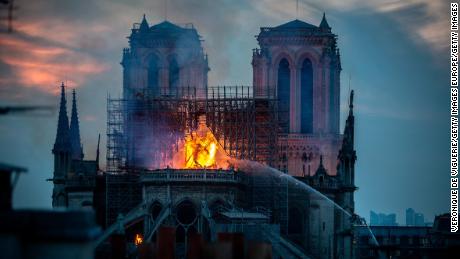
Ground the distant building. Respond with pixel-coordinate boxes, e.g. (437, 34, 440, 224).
(355, 225, 430, 258)
(355, 213, 460, 258)
(370, 211, 397, 226)
(406, 208, 426, 226)
(415, 213, 425, 226)
(430, 213, 460, 252)
(406, 208, 415, 226)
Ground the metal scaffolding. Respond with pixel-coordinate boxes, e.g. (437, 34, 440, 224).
(105, 86, 286, 226)
(205, 86, 281, 165)
(107, 87, 198, 172)
(106, 86, 283, 174)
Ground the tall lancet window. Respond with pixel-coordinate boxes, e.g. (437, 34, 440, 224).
(301, 58, 313, 134)
(278, 58, 290, 133)
(148, 56, 159, 94)
(169, 56, 179, 95)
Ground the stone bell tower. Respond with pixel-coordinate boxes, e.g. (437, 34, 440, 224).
(119, 16, 210, 169)
(253, 14, 357, 259)
(252, 13, 342, 176)
(121, 15, 209, 99)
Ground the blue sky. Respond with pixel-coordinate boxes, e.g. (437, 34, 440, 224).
(0, 0, 450, 224)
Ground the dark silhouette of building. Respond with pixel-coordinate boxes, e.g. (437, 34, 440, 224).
(50, 83, 100, 209)
(406, 208, 426, 226)
(370, 211, 398, 226)
(355, 213, 460, 259)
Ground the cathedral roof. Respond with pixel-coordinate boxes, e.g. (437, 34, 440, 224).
(130, 17, 201, 47)
(274, 19, 318, 30)
(150, 20, 185, 32)
(257, 16, 334, 43)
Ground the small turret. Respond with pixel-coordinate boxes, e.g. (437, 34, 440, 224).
(342, 90, 355, 153)
(338, 90, 356, 188)
(319, 12, 331, 32)
(139, 14, 149, 32)
(334, 90, 357, 259)
(316, 155, 327, 175)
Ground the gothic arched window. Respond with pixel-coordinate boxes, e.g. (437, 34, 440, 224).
(277, 58, 290, 133)
(301, 58, 313, 134)
(148, 56, 159, 93)
(169, 56, 180, 95)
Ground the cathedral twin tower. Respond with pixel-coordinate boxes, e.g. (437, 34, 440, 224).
(252, 14, 341, 136)
(121, 13, 344, 177)
(122, 14, 340, 137)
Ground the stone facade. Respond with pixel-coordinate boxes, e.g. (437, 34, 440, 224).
(141, 169, 241, 232)
(251, 15, 356, 259)
(252, 17, 342, 177)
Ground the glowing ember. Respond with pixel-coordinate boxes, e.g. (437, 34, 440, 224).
(134, 233, 143, 246)
(172, 115, 228, 169)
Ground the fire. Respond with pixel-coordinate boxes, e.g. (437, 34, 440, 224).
(184, 132, 217, 168)
(134, 233, 143, 246)
(184, 115, 219, 168)
(172, 115, 228, 169)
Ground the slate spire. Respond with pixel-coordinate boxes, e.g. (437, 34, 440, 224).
(139, 14, 149, 32)
(338, 90, 356, 190)
(53, 82, 70, 153)
(70, 89, 84, 160)
(342, 90, 355, 151)
(319, 12, 331, 32)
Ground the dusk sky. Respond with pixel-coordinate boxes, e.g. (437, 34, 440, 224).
(0, 0, 450, 224)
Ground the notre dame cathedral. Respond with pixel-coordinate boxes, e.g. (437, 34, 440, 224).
(50, 13, 357, 259)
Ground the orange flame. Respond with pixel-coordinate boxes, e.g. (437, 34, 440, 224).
(134, 233, 143, 246)
(172, 115, 228, 169)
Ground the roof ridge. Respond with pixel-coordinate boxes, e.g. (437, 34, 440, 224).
(275, 19, 318, 29)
